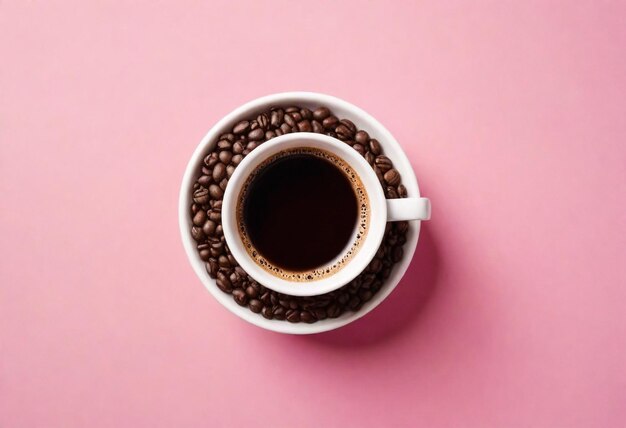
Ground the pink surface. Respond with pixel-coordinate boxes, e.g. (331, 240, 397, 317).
(1, 1, 625, 427)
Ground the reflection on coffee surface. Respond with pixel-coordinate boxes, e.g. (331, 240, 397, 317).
(237, 147, 369, 281)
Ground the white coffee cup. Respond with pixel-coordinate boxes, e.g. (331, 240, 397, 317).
(180, 92, 430, 334)
(222, 133, 430, 297)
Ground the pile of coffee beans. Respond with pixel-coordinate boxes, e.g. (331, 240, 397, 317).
(190, 106, 409, 323)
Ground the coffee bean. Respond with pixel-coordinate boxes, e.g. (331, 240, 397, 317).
(367, 138, 381, 155)
(212, 163, 226, 182)
(340, 119, 356, 133)
(355, 130, 369, 145)
(198, 175, 211, 187)
(233, 120, 250, 134)
(257, 113, 269, 129)
(300, 108, 312, 120)
(327, 305, 341, 318)
(218, 255, 230, 268)
(233, 289, 247, 306)
(386, 186, 399, 199)
(226, 165, 235, 178)
(335, 124, 353, 140)
(314, 308, 327, 320)
(207, 210, 220, 222)
(383, 169, 400, 186)
(396, 221, 409, 234)
(297, 120, 312, 132)
(261, 306, 274, 319)
(313, 106, 330, 120)
(368, 258, 383, 273)
(359, 289, 373, 302)
(242, 149, 251, 156)
(209, 184, 223, 199)
(291, 112, 302, 122)
(286, 310, 300, 323)
(191, 226, 205, 241)
(217, 140, 232, 151)
(192, 210, 207, 226)
(301, 311, 314, 323)
(206, 259, 218, 280)
(352, 143, 366, 156)
(280, 123, 291, 134)
(349, 296, 360, 310)
(270, 109, 284, 128)
(274, 128, 283, 136)
(233, 141, 244, 154)
(249, 299, 262, 313)
(216, 271, 232, 292)
(245, 285, 258, 298)
(193, 187, 209, 204)
(285, 106, 299, 113)
(273, 306, 286, 320)
(375, 155, 393, 172)
(312, 120, 323, 133)
(322, 115, 339, 129)
(265, 130, 276, 140)
(232, 154, 243, 165)
(365, 151, 376, 166)
(227, 254, 237, 266)
(204, 152, 219, 167)
(392, 246, 404, 262)
(284, 113, 296, 128)
(248, 128, 264, 141)
(374, 166, 384, 183)
(397, 184, 407, 198)
(246, 141, 258, 151)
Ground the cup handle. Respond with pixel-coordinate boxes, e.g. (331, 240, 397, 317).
(386, 198, 431, 221)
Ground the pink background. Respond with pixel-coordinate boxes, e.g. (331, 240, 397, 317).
(1, 1, 625, 427)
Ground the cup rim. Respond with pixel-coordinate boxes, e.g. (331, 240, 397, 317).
(179, 91, 422, 334)
(222, 133, 388, 297)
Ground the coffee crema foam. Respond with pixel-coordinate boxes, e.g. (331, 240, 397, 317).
(236, 147, 370, 282)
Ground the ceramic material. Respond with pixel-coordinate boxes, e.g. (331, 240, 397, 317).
(179, 92, 429, 334)
(222, 133, 430, 297)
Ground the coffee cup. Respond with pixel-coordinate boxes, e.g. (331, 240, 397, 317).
(180, 92, 430, 334)
(222, 133, 430, 297)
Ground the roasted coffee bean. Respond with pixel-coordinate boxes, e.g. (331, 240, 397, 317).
(327, 305, 341, 318)
(233, 120, 250, 134)
(297, 120, 312, 132)
(300, 108, 312, 120)
(353, 143, 366, 156)
(274, 128, 283, 137)
(257, 113, 269, 129)
(300, 311, 314, 323)
(246, 141, 258, 151)
(212, 163, 226, 182)
(191, 226, 204, 241)
(219, 178, 228, 191)
(312, 120, 323, 133)
(248, 128, 264, 141)
(396, 221, 409, 234)
(355, 130, 369, 145)
(198, 175, 211, 186)
(365, 151, 375, 166)
(340, 119, 356, 134)
(227, 254, 236, 266)
(392, 246, 404, 262)
(369, 139, 382, 155)
(280, 123, 292, 134)
(322, 115, 339, 129)
(208, 184, 223, 199)
(203, 260, 217, 279)
(359, 289, 373, 302)
(273, 306, 286, 320)
(335, 124, 353, 140)
(286, 309, 300, 323)
(216, 271, 232, 292)
(284, 113, 296, 128)
(226, 165, 235, 178)
(386, 186, 399, 199)
(204, 152, 219, 167)
(192, 210, 207, 226)
(261, 306, 274, 319)
(397, 184, 407, 198)
(233, 289, 247, 306)
(249, 299, 262, 313)
(290, 112, 302, 122)
(285, 106, 299, 113)
(314, 308, 327, 320)
(218, 255, 230, 268)
(198, 246, 211, 262)
(193, 187, 209, 204)
(233, 141, 244, 154)
(242, 148, 251, 156)
(250, 121, 259, 130)
(217, 140, 232, 151)
(265, 130, 276, 140)
(231, 154, 243, 165)
(245, 285, 258, 298)
(374, 166, 384, 183)
(201, 166, 212, 176)
(349, 296, 360, 310)
(270, 109, 284, 127)
(313, 106, 330, 120)
(384, 169, 400, 186)
(191, 203, 200, 214)
(375, 155, 393, 172)
(368, 258, 383, 273)
(219, 150, 232, 163)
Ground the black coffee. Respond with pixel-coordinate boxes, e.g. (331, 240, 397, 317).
(242, 153, 358, 272)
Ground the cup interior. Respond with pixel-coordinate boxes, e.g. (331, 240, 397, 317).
(222, 133, 387, 297)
